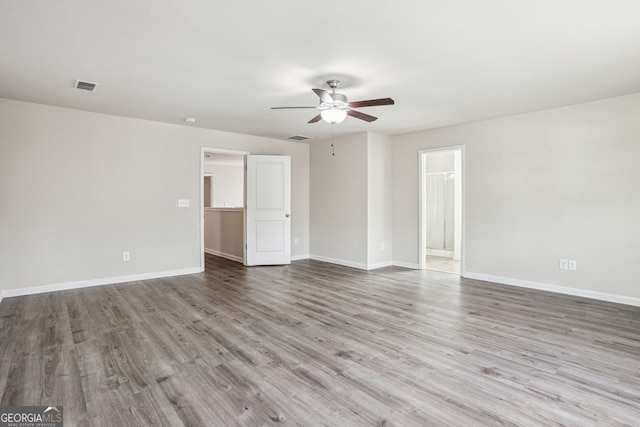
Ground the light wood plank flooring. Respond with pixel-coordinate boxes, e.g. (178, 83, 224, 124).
(425, 255, 461, 275)
(1, 254, 640, 426)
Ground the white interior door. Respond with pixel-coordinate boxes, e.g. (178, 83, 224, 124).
(245, 155, 291, 266)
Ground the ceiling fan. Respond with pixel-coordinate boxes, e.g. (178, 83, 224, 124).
(271, 80, 394, 124)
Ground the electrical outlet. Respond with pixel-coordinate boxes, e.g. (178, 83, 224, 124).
(380, 242, 385, 251)
(294, 238, 299, 246)
(568, 260, 577, 271)
(559, 259, 568, 270)
(123, 252, 130, 262)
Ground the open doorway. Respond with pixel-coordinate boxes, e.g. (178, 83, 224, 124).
(200, 147, 249, 272)
(419, 147, 464, 274)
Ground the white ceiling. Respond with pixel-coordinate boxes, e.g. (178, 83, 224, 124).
(2, 1, 640, 141)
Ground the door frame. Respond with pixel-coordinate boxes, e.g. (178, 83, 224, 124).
(203, 173, 214, 208)
(200, 147, 250, 272)
(418, 145, 466, 273)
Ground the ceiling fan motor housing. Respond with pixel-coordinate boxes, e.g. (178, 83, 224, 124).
(328, 92, 347, 104)
(327, 79, 340, 89)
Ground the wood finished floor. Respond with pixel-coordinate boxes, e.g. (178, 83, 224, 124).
(425, 255, 461, 275)
(1, 255, 640, 426)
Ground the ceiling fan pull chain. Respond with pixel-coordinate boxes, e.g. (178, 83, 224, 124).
(331, 125, 335, 157)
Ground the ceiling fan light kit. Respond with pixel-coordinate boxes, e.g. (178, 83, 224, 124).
(271, 79, 394, 126)
(320, 108, 347, 124)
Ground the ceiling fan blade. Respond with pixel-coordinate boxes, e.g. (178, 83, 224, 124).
(308, 114, 322, 123)
(271, 106, 317, 109)
(312, 88, 334, 103)
(348, 98, 395, 108)
(348, 110, 378, 122)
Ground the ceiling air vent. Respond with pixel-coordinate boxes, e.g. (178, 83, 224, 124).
(74, 80, 99, 91)
(286, 135, 313, 141)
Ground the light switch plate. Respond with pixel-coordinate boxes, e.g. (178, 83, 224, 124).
(560, 259, 568, 270)
(178, 199, 190, 208)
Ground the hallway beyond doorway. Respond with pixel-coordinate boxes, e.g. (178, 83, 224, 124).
(425, 255, 460, 275)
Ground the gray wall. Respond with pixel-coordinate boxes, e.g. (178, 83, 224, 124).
(393, 92, 640, 299)
(367, 132, 393, 266)
(309, 132, 392, 269)
(203, 209, 243, 260)
(310, 133, 369, 266)
(3, 92, 640, 303)
(0, 98, 309, 292)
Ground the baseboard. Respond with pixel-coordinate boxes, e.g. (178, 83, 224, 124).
(205, 250, 310, 264)
(1, 267, 202, 299)
(310, 255, 390, 271)
(464, 271, 640, 308)
(367, 261, 393, 270)
(204, 248, 243, 263)
(392, 261, 420, 269)
(426, 249, 454, 258)
(0, 290, 3, 305)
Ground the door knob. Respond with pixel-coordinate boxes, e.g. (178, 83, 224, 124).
(285, 214, 290, 218)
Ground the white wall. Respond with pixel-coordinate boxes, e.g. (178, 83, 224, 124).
(203, 163, 243, 207)
(310, 133, 369, 267)
(367, 132, 393, 267)
(393, 93, 640, 300)
(0, 99, 309, 293)
(425, 151, 454, 173)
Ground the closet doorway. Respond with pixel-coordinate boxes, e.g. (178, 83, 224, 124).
(419, 147, 464, 274)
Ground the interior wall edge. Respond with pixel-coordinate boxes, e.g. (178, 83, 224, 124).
(368, 261, 394, 270)
(464, 271, 640, 308)
(309, 255, 391, 271)
(1, 267, 201, 299)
